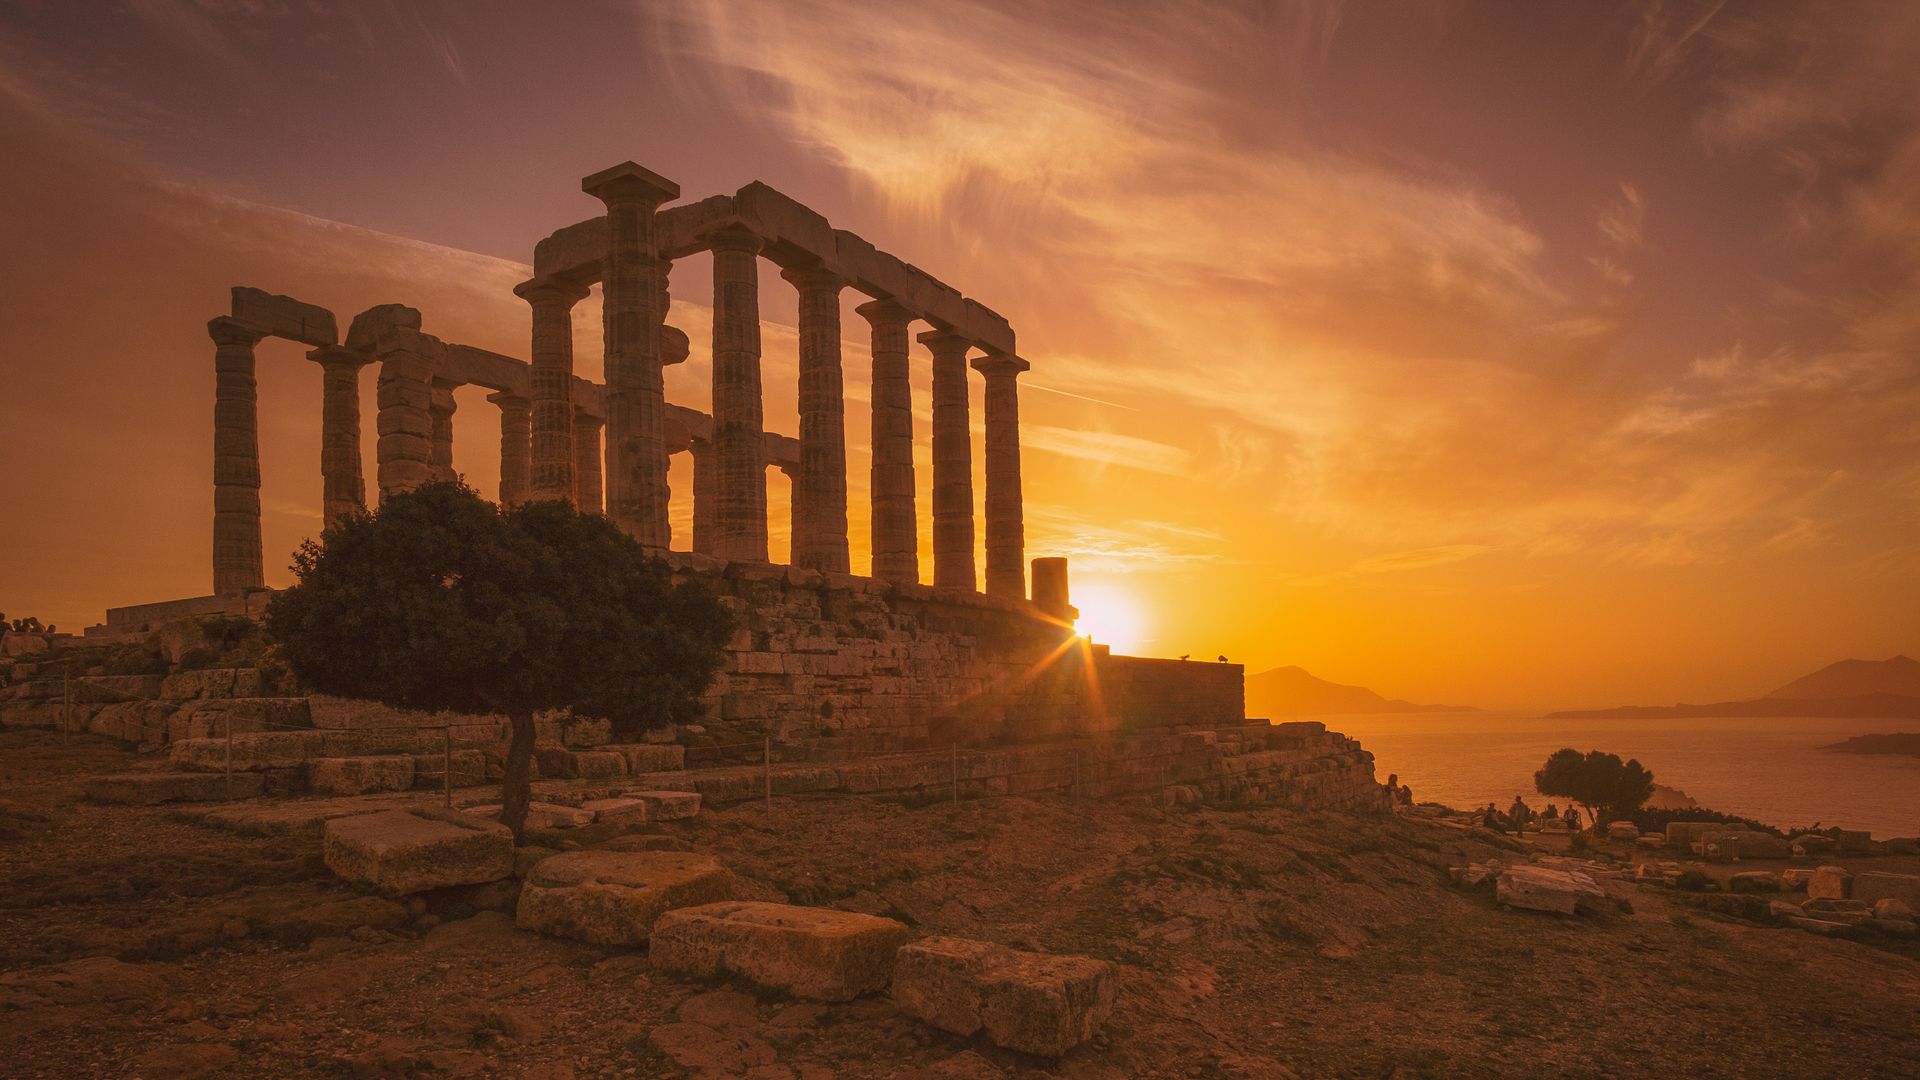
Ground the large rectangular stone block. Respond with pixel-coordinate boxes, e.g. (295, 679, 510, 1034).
(649, 901, 912, 1001)
(231, 286, 337, 346)
(1853, 872, 1920, 908)
(322, 807, 512, 896)
(892, 936, 1116, 1057)
(517, 851, 733, 946)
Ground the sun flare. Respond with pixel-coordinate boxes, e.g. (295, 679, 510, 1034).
(1072, 582, 1147, 654)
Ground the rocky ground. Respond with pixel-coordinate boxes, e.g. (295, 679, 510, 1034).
(3, 728, 1919, 1079)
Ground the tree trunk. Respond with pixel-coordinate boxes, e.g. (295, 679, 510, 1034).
(500, 709, 536, 841)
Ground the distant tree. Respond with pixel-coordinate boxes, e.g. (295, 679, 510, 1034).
(265, 483, 731, 839)
(1533, 748, 1656, 827)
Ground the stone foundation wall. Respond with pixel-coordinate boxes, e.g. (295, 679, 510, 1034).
(670, 556, 1243, 745)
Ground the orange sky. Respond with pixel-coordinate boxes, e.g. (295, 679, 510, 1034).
(1, 1, 1915, 709)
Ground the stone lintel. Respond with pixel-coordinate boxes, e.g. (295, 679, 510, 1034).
(345, 303, 422, 353)
(207, 315, 267, 347)
(231, 286, 338, 347)
(511, 276, 591, 305)
(581, 160, 680, 205)
(307, 345, 372, 368)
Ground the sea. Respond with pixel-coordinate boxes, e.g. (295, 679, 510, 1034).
(1324, 711, 1920, 839)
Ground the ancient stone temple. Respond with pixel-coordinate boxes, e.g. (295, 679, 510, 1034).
(107, 162, 1262, 750)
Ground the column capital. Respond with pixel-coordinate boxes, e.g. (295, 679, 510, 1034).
(854, 297, 913, 328)
(780, 263, 845, 294)
(572, 408, 605, 429)
(970, 350, 1030, 378)
(307, 345, 373, 369)
(916, 328, 973, 357)
(581, 161, 680, 206)
(512, 276, 591, 306)
(486, 391, 530, 409)
(702, 224, 764, 256)
(208, 316, 267, 348)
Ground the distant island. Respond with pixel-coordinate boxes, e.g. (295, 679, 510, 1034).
(1822, 733, 1920, 758)
(1246, 665, 1475, 718)
(1549, 655, 1920, 720)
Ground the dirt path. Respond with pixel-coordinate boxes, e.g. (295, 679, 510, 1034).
(2, 729, 1918, 1078)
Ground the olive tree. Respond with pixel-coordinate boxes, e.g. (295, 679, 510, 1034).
(1533, 747, 1656, 828)
(266, 483, 730, 838)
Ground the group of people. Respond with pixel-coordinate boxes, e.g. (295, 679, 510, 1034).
(1480, 796, 1583, 837)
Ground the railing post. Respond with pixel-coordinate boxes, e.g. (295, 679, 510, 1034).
(444, 725, 453, 808)
(763, 736, 772, 815)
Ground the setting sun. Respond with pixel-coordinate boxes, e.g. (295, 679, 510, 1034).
(1073, 581, 1147, 655)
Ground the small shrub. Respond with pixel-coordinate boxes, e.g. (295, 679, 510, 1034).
(174, 646, 221, 671)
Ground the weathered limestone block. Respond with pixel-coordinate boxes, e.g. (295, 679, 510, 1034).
(159, 668, 264, 701)
(1495, 865, 1607, 915)
(1807, 866, 1852, 901)
(516, 850, 734, 945)
(579, 797, 651, 826)
(463, 802, 595, 830)
(534, 745, 628, 780)
(1606, 821, 1640, 842)
(323, 808, 512, 896)
(1852, 872, 1920, 908)
(605, 743, 686, 773)
(411, 749, 489, 789)
(651, 901, 912, 1001)
(892, 936, 1116, 1057)
(167, 697, 312, 741)
(619, 790, 702, 820)
(1729, 871, 1782, 893)
(84, 771, 264, 805)
(231, 286, 337, 346)
(309, 755, 416, 796)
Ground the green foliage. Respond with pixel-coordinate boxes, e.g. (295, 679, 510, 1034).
(199, 615, 258, 650)
(1533, 748, 1656, 825)
(1625, 806, 1786, 839)
(265, 483, 731, 732)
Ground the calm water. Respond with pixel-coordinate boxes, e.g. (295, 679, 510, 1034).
(1326, 711, 1920, 838)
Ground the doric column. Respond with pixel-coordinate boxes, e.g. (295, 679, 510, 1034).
(513, 276, 588, 506)
(690, 435, 717, 556)
(209, 316, 266, 595)
(428, 382, 458, 483)
(919, 329, 976, 590)
(374, 330, 437, 499)
(781, 265, 850, 574)
(707, 225, 768, 562)
(858, 299, 917, 584)
(574, 411, 605, 515)
(311, 347, 371, 525)
(971, 351, 1029, 599)
(583, 161, 680, 550)
(488, 392, 531, 508)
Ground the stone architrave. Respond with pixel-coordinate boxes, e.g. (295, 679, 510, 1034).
(209, 316, 268, 594)
(574, 411, 605, 514)
(918, 329, 976, 590)
(707, 225, 768, 562)
(782, 264, 850, 573)
(488, 392, 531, 507)
(428, 381, 458, 483)
(971, 350, 1028, 599)
(583, 161, 680, 549)
(858, 299, 917, 584)
(513, 276, 589, 506)
(311, 347, 371, 524)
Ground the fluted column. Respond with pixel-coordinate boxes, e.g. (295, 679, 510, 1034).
(428, 382, 458, 483)
(971, 351, 1029, 599)
(574, 411, 605, 515)
(374, 335, 435, 499)
(919, 329, 976, 590)
(690, 435, 717, 556)
(858, 299, 917, 584)
(583, 161, 680, 550)
(513, 277, 588, 506)
(311, 347, 370, 525)
(708, 225, 768, 562)
(488, 392, 531, 507)
(781, 265, 850, 573)
(210, 317, 266, 594)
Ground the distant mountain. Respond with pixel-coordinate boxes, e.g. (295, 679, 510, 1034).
(1767, 655, 1920, 700)
(1548, 655, 1920, 720)
(1245, 666, 1474, 718)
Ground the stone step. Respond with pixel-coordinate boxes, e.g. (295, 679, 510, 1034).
(84, 771, 266, 805)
